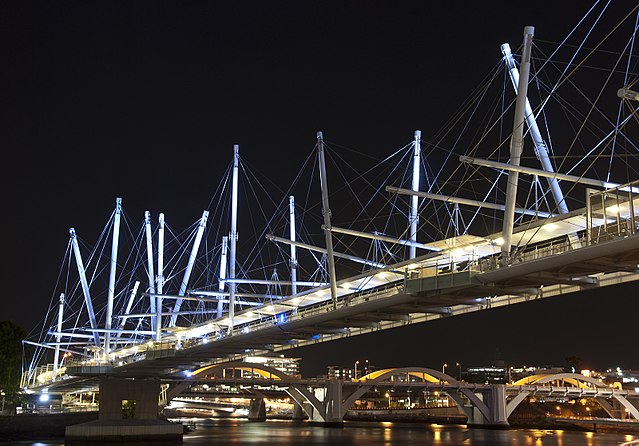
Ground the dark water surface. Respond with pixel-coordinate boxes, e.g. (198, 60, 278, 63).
(182, 420, 635, 445)
(5, 419, 638, 445)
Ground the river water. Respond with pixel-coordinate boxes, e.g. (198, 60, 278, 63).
(5, 419, 638, 445)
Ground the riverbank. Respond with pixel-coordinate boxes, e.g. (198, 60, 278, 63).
(0, 412, 98, 441)
(2, 408, 637, 443)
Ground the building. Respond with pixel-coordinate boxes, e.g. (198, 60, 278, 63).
(243, 355, 301, 378)
(327, 366, 354, 380)
(327, 360, 376, 380)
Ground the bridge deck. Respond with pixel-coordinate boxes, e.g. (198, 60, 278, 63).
(55, 230, 639, 381)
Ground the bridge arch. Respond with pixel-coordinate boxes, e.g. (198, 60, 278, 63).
(165, 361, 325, 419)
(191, 362, 288, 380)
(342, 367, 469, 419)
(507, 373, 639, 420)
(513, 373, 603, 388)
(358, 367, 458, 384)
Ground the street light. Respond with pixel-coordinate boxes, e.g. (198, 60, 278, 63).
(456, 362, 462, 381)
(354, 360, 359, 379)
(385, 392, 391, 408)
(442, 363, 448, 375)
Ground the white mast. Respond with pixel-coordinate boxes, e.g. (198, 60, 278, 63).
(409, 130, 421, 259)
(155, 213, 164, 341)
(228, 145, 239, 333)
(69, 228, 100, 347)
(119, 281, 140, 329)
(502, 26, 535, 263)
(501, 43, 569, 216)
(52, 293, 64, 380)
(289, 196, 298, 295)
(156, 213, 165, 341)
(453, 203, 460, 236)
(217, 236, 228, 318)
(317, 131, 338, 309)
(104, 197, 122, 356)
(144, 211, 156, 332)
(170, 210, 209, 326)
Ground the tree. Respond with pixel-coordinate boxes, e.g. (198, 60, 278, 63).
(564, 356, 583, 373)
(0, 320, 27, 403)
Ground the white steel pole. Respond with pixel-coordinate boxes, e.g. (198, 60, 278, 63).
(156, 213, 165, 341)
(228, 145, 240, 333)
(144, 211, 156, 332)
(386, 186, 555, 218)
(459, 156, 628, 189)
(104, 197, 122, 356)
(409, 130, 421, 259)
(217, 236, 228, 318)
(52, 293, 64, 380)
(119, 281, 140, 329)
(501, 43, 569, 216)
(502, 27, 535, 263)
(317, 131, 338, 309)
(170, 210, 208, 326)
(265, 234, 386, 268)
(69, 228, 101, 347)
(289, 196, 298, 295)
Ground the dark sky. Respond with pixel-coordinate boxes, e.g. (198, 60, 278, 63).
(2, 1, 637, 377)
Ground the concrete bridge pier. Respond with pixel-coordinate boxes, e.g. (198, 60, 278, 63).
(323, 380, 346, 426)
(65, 377, 183, 444)
(450, 385, 509, 429)
(292, 402, 306, 420)
(302, 401, 316, 421)
(297, 380, 345, 427)
(248, 398, 267, 421)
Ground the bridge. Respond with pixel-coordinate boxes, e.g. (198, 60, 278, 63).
(30, 361, 639, 427)
(19, 12, 639, 438)
(165, 364, 639, 426)
(24, 182, 639, 384)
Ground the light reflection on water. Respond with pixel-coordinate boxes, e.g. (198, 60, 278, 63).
(6, 419, 637, 446)
(180, 419, 635, 446)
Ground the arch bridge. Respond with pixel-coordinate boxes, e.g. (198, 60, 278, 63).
(162, 364, 639, 426)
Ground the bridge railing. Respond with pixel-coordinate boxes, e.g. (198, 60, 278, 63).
(587, 180, 639, 244)
(222, 282, 404, 340)
(21, 363, 55, 388)
(473, 236, 588, 273)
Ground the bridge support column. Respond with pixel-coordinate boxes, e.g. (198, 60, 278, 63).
(248, 398, 267, 422)
(306, 381, 345, 426)
(98, 377, 161, 420)
(65, 377, 183, 444)
(462, 385, 509, 428)
(486, 385, 508, 426)
(323, 380, 345, 426)
(302, 400, 317, 421)
(292, 402, 306, 420)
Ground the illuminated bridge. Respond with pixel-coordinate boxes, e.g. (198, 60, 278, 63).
(42, 362, 639, 426)
(21, 12, 639, 430)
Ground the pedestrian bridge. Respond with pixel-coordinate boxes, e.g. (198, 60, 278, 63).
(28, 220, 639, 386)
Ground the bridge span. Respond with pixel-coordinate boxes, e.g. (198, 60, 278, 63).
(29, 362, 639, 428)
(27, 213, 639, 382)
(16, 14, 639, 442)
(22, 181, 639, 429)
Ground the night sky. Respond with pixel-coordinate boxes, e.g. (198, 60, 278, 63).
(2, 1, 637, 377)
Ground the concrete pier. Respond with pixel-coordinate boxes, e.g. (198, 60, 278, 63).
(65, 377, 183, 444)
